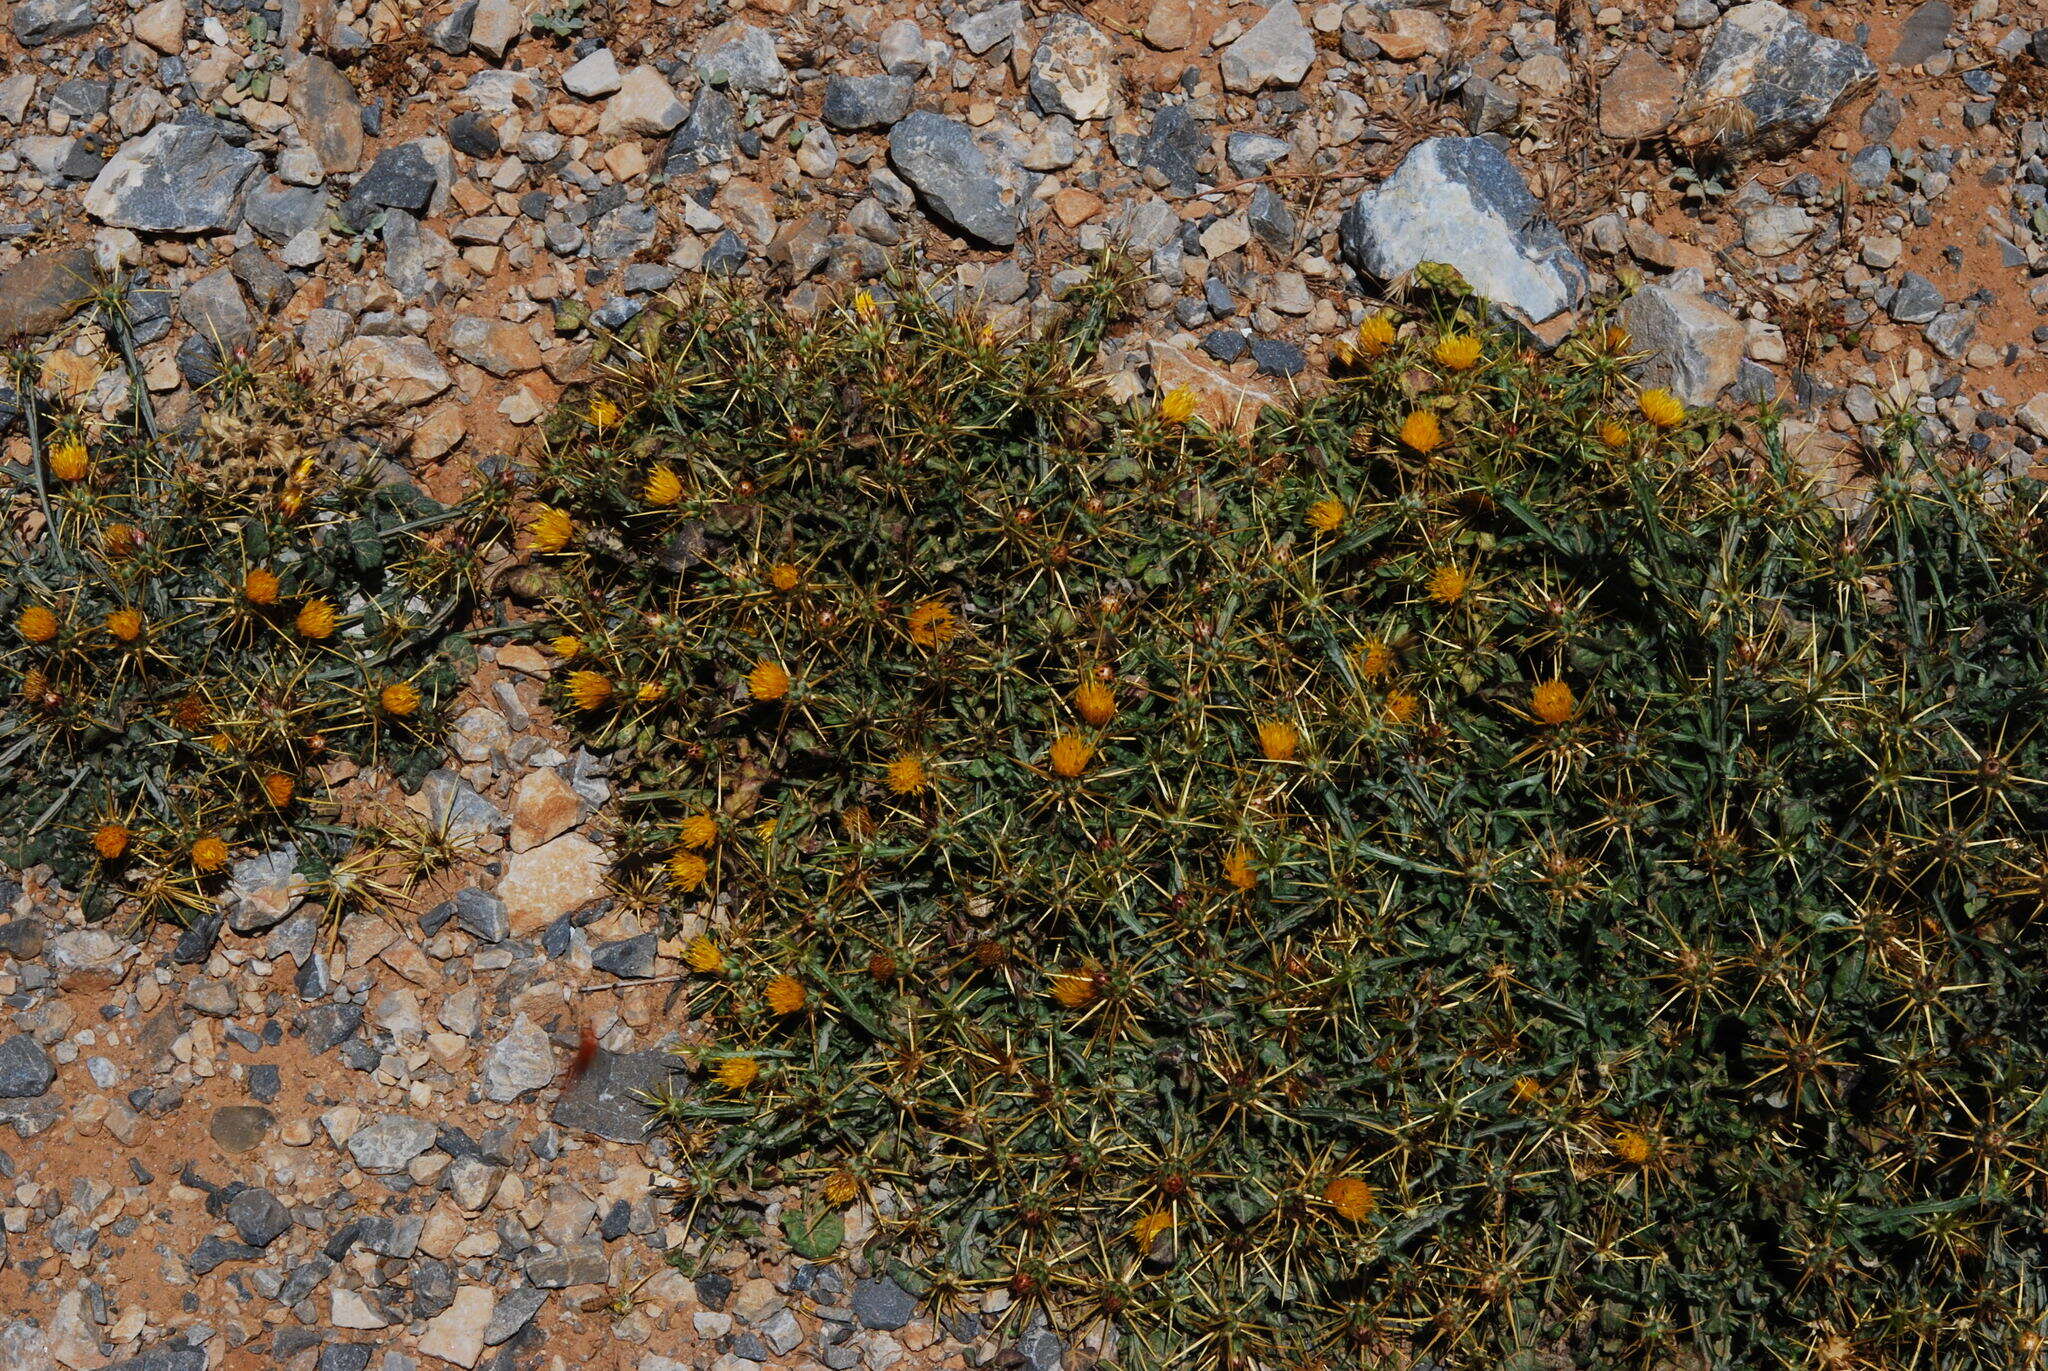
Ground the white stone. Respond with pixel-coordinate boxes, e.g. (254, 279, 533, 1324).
(419, 1286, 496, 1368)
(563, 48, 623, 99)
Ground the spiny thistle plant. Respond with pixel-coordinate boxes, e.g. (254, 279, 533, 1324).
(0, 291, 499, 919)
(529, 273, 2048, 1368)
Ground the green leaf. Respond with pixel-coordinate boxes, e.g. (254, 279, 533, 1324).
(781, 1207, 844, 1260)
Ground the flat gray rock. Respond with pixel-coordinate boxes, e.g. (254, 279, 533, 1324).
(551, 1047, 681, 1141)
(345, 1114, 439, 1173)
(822, 74, 915, 131)
(1028, 15, 1116, 122)
(693, 20, 786, 93)
(1678, 1, 1876, 157)
(1338, 137, 1587, 333)
(888, 110, 1020, 246)
(11, 0, 96, 44)
(83, 115, 260, 232)
(1617, 268, 1747, 406)
(0, 1035, 53, 1098)
(0, 247, 97, 343)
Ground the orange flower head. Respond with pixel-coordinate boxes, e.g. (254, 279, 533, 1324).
(243, 568, 281, 605)
(1324, 1177, 1377, 1221)
(587, 397, 622, 430)
(1531, 679, 1575, 725)
(549, 634, 582, 659)
(1073, 678, 1115, 727)
(768, 563, 801, 592)
(679, 813, 718, 849)
(92, 823, 130, 860)
(1134, 1210, 1174, 1248)
(747, 659, 791, 701)
(566, 670, 614, 711)
(1433, 333, 1483, 371)
(1355, 636, 1396, 680)
(1385, 690, 1421, 725)
(765, 973, 807, 1015)
(1257, 719, 1300, 762)
(1356, 313, 1397, 357)
(17, 606, 58, 644)
(380, 682, 422, 717)
(1049, 733, 1094, 778)
(684, 934, 724, 974)
(1399, 410, 1444, 453)
(49, 439, 89, 482)
(643, 464, 683, 506)
(191, 836, 230, 873)
(1512, 1075, 1543, 1104)
(1599, 419, 1630, 448)
(1223, 844, 1257, 891)
(1638, 388, 1685, 430)
(887, 753, 929, 795)
(295, 598, 337, 639)
(261, 773, 295, 807)
(668, 851, 709, 892)
(1306, 498, 1346, 533)
(824, 1170, 861, 1206)
(105, 608, 144, 643)
(1612, 1130, 1653, 1166)
(1425, 564, 1470, 604)
(528, 505, 574, 553)
(1050, 972, 1097, 1009)
(907, 599, 959, 648)
(716, 1055, 759, 1090)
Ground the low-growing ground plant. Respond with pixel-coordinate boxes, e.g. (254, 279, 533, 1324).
(0, 298, 497, 919)
(530, 273, 2048, 1368)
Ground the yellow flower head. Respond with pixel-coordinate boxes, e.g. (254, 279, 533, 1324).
(1306, 498, 1346, 534)
(1223, 844, 1258, 891)
(642, 464, 684, 507)
(1073, 678, 1115, 727)
(295, 598, 337, 639)
(1050, 971, 1097, 1009)
(1604, 323, 1631, 353)
(49, 439, 89, 482)
(92, 823, 130, 860)
(886, 753, 930, 795)
(528, 505, 574, 554)
(1385, 690, 1421, 725)
(243, 568, 281, 606)
(380, 681, 423, 717)
(588, 397, 621, 430)
(768, 563, 801, 592)
(549, 634, 582, 660)
(1158, 385, 1198, 426)
(106, 608, 144, 643)
(824, 1170, 861, 1207)
(715, 1055, 759, 1090)
(684, 934, 724, 974)
(1323, 1177, 1377, 1221)
(261, 773, 295, 807)
(1355, 636, 1397, 681)
(1531, 679, 1575, 725)
(1049, 733, 1094, 779)
(103, 524, 144, 558)
(1425, 564, 1471, 604)
(1612, 1130, 1653, 1166)
(1356, 313, 1397, 357)
(1512, 1075, 1544, 1104)
(636, 681, 666, 703)
(1434, 333, 1483, 371)
(765, 973, 808, 1015)
(679, 813, 719, 849)
(747, 659, 791, 701)
(1134, 1210, 1174, 1248)
(565, 670, 615, 711)
(191, 836, 230, 873)
(852, 288, 878, 320)
(1257, 719, 1300, 762)
(17, 606, 58, 644)
(1637, 388, 1685, 430)
(668, 851, 709, 892)
(1598, 419, 1630, 449)
(907, 599, 959, 648)
(1399, 410, 1444, 453)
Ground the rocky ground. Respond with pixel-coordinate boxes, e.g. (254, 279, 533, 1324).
(3, 0, 2048, 1365)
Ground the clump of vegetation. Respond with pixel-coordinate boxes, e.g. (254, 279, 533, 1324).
(0, 298, 496, 919)
(531, 274, 2048, 1368)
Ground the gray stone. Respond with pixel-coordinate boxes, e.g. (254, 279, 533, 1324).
(0, 1036, 53, 1098)
(1617, 267, 1748, 406)
(209, 1104, 274, 1152)
(1890, 1, 1952, 65)
(11, 0, 95, 44)
(228, 1187, 291, 1247)
(880, 18, 931, 75)
(1224, 132, 1290, 179)
(1460, 76, 1522, 136)
(950, 1, 1022, 55)
(1677, 1, 1877, 158)
(1029, 15, 1116, 122)
(483, 1286, 546, 1345)
(245, 180, 328, 245)
(178, 268, 253, 351)
(1925, 308, 1974, 359)
(1017, 1318, 1065, 1371)
(0, 247, 97, 343)
(1338, 137, 1587, 334)
(694, 21, 785, 93)
(83, 116, 260, 233)
(1247, 185, 1294, 252)
(1139, 105, 1206, 196)
(852, 1277, 916, 1330)
(563, 47, 622, 98)
(1888, 271, 1944, 325)
(888, 110, 1020, 246)
(526, 1242, 608, 1288)
(666, 89, 736, 171)
(481, 1014, 556, 1102)
(295, 57, 364, 176)
(1220, 3, 1316, 93)
(189, 1234, 262, 1274)
(591, 932, 658, 979)
(551, 1048, 682, 1142)
(1741, 203, 1813, 256)
(345, 142, 439, 228)
(822, 75, 915, 131)
(346, 1114, 439, 1173)
(226, 845, 305, 933)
